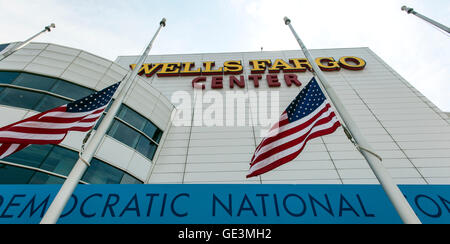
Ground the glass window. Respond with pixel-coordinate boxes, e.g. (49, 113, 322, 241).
(82, 158, 124, 184)
(0, 87, 45, 110)
(105, 105, 163, 161)
(154, 131, 163, 143)
(120, 174, 143, 184)
(107, 120, 141, 148)
(4, 144, 54, 169)
(40, 146, 78, 176)
(117, 106, 147, 131)
(143, 122, 163, 143)
(29, 172, 65, 184)
(0, 164, 35, 184)
(13, 73, 57, 91)
(136, 136, 158, 160)
(117, 105, 163, 143)
(0, 71, 20, 84)
(1, 144, 142, 185)
(51, 80, 95, 100)
(0, 43, 9, 52)
(34, 95, 71, 112)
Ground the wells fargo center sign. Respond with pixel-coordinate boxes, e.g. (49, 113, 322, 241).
(129, 56, 366, 90)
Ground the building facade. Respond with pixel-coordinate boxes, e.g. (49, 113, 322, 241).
(0, 42, 174, 185)
(0, 42, 449, 185)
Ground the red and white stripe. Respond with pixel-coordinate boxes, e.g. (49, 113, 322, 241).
(0, 105, 106, 159)
(247, 102, 341, 178)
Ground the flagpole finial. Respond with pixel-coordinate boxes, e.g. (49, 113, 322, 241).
(401, 6, 414, 14)
(45, 23, 56, 32)
(160, 18, 167, 27)
(284, 17, 291, 25)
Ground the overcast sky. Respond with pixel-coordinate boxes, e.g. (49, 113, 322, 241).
(0, 0, 449, 111)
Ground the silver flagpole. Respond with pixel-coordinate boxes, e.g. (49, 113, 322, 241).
(283, 17, 421, 224)
(0, 24, 56, 62)
(40, 18, 167, 224)
(402, 6, 450, 34)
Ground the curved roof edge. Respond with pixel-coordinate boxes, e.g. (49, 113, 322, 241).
(115, 47, 372, 60)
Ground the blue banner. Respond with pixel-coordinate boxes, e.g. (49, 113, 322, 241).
(0, 184, 448, 224)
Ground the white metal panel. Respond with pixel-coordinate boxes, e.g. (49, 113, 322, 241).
(95, 136, 135, 171)
(0, 106, 29, 126)
(127, 152, 152, 181)
(147, 173, 183, 184)
(60, 131, 88, 152)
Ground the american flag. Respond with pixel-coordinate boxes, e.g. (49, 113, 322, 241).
(0, 82, 121, 159)
(247, 77, 341, 178)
